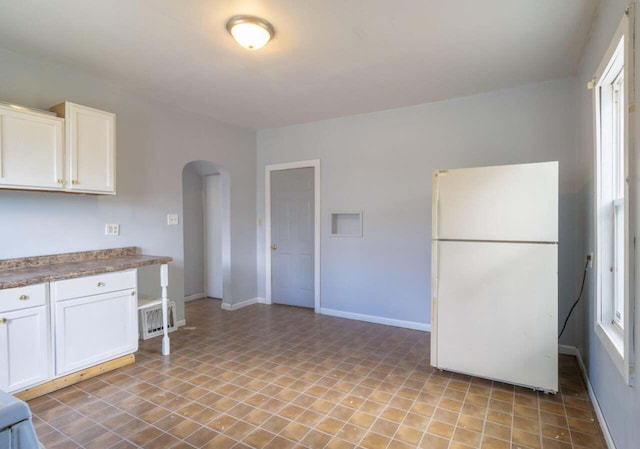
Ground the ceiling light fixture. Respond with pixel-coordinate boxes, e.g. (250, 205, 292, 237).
(226, 15, 275, 50)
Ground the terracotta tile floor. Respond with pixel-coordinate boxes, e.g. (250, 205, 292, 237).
(30, 299, 607, 449)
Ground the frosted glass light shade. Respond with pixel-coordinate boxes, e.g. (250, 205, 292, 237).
(226, 16, 274, 50)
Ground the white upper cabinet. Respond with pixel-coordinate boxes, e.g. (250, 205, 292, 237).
(0, 105, 64, 191)
(51, 102, 116, 194)
(0, 101, 116, 195)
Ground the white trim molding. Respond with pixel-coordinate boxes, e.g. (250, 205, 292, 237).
(221, 297, 269, 311)
(592, 6, 636, 386)
(320, 307, 430, 332)
(265, 159, 321, 312)
(184, 292, 206, 302)
(559, 345, 617, 449)
(176, 319, 186, 328)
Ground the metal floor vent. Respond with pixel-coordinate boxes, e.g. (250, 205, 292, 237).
(138, 297, 177, 340)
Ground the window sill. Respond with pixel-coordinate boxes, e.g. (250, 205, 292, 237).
(595, 321, 630, 383)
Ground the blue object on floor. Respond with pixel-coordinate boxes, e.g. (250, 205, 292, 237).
(0, 389, 40, 449)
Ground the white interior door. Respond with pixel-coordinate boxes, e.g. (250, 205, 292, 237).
(205, 175, 223, 299)
(271, 167, 315, 308)
(434, 162, 558, 242)
(433, 240, 558, 392)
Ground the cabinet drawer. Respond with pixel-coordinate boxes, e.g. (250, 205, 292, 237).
(0, 284, 47, 313)
(53, 270, 136, 301)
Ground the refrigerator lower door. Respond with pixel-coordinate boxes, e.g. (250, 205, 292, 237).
(432, 240, 558, 392)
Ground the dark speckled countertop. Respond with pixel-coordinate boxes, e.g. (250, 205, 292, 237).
(0, 247, 172, 289)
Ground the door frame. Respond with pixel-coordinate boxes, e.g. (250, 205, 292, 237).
(265, 159, 321, 312)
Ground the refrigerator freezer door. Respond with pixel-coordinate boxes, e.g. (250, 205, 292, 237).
(432, 240, 558, 392)
(433, 162, 558, 242)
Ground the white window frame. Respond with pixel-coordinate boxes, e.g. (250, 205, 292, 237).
(593, 5, 636, 386)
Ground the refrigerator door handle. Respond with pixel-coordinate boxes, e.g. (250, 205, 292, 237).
(430, 239, 439, 366)
(432, 170, 441, 240)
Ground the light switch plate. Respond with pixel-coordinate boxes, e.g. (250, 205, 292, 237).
(105, 224, 120, 236)
(167, 214, 179, 225)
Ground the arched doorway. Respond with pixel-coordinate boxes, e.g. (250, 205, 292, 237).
(182, 161, 231, 306)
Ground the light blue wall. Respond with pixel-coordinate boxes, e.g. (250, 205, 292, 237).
(257, 78, 581, 334)
(0, 47, 258, 319)
(575, 1, 640, 448)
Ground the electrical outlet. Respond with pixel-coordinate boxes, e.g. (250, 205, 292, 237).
(167, 214, 179, 225)
(105, 224, 120, 236)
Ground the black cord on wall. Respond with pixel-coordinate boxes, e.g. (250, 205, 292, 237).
(558, 258, 590, 340)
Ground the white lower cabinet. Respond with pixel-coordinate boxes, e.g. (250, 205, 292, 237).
(0, 305, 49, 393)
(54, 283, 138, 376)
(0, 269, 139, 394)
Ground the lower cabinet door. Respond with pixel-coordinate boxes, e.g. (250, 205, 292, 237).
(55, 289, 137, 376)
(0, 306, 49, 393)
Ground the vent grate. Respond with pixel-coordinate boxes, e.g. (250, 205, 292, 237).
(139, 300, 177, 340)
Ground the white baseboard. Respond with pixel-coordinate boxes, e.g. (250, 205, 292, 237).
(558, 344, 579, 356)
(221, 297, 268, 311)
(320, 307, 431, 332)
(176, 319, 186, 327)
(184, 292, 206, 302)
(559, 345, 616, 449)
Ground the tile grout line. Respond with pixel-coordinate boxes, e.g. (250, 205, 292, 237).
(30, 302, 597, 449)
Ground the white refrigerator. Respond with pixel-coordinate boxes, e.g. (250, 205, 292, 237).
(431, 161, 558, 392)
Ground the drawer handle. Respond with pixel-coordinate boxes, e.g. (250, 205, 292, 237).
(97, 282, 105, 287)
(19, 294, 29, 300)
(0, 318, 7, 324)
(131, 291, 136, 296)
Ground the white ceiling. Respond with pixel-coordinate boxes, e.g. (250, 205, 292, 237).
(0, 0, 598, 129)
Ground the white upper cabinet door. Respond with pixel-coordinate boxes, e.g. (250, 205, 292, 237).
(52, 102, 116, 194)
(433, 161, 558, 242)
(0, 105, 64, 190)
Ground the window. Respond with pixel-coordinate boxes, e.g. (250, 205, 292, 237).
(593, 10, 635, 385)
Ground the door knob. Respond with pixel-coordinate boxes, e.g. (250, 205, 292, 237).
(271, 244, 278, 250)
(0, 318, 7, 324)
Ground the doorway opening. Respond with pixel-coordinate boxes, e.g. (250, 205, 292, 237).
(182, 161, 232, 307)
(265, 159, 321, 312)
